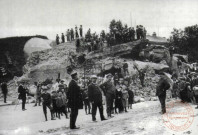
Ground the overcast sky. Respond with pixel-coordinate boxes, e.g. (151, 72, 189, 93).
(0, 0, 197, 40)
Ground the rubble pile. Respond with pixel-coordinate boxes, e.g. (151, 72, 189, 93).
(2, 40, 173, 103)
(131, 67, 172, 103)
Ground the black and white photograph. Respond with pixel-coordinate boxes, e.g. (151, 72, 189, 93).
(0, 0, 198, 135)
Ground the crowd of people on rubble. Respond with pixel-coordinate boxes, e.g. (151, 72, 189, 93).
(56, 25, 83, 45)
(54, 23, 147, 53)
(83, 24, 146, 52)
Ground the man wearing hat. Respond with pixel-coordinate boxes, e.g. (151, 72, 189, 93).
(156, 73, 170, 114)
(79, 25, 83, 38)
(100, 73, 116, 118)
(41, 87, 55, 121)
(88, 75, 107, 122)
(75, 26, 79, 39)
(18, 82, 28, 111)
(68, 72, 83, 129)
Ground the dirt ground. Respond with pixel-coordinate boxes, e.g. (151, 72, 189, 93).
(0, 99, 197, 135)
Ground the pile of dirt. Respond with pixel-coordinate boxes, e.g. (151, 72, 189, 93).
(23, 42, 77, 83)
(131, 68, 172, 103)
(3, 40, 172, 101)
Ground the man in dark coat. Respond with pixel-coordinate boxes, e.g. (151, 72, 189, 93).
(41, 88, 55, 121)
(71, 28, 74, 41)
(156, 73, 170, 114)
(18, 82, 28, 111)
(100, 73, 116, 118)
(61, 33, 65, 43)
(88, 75, 107, 122)
(75, 26, 79, 39)
(68, 72, 83, 129)
(1, 82, 8, 103)
(56, 34, 60, 45)
(79, 25, 83, 38)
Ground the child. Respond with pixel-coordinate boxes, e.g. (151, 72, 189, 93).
(128, 87, 134, 109)
(56, 91, 68, 119)
(51, 91, 58, 118)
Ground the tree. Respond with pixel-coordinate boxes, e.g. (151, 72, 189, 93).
(170, 24, 198, 62)
(109, 19, 116, 33)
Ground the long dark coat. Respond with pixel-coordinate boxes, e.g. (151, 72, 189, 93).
(156, 76, 170, 96)
(68, 80, 83, 109)
(1, 83, 8, 94)
(128, 90, 134, 104)
(115, 90, 123, 108)
(18, 85, 27, 99)
(88, 83, 103, 104)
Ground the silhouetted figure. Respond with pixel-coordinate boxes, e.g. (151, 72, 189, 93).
(68, 72, 83, 129)
(61, 33, 65, 43)
(156, 73, 170, 114)
(71, 28, 74, 41)
(1, 82, 8, 103)
(75, 26, 79, 39)
(41, 87, 55, 121)
(67, 29, 71, 42)
(18, 83, 28, 111)
(100, 73, 116, 118)
(88, 75, 107, 121)
(56, 34, 60, 45)
(79, 25, 83, 38)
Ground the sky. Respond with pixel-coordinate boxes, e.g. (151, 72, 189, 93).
(0, 0, 198, 40)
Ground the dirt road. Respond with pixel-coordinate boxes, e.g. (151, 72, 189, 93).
(0, 100, 197, 135)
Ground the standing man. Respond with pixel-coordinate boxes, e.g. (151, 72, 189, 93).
(56, 34, 60, 45)
(71, 28, 74, 41)
(34, 82, 41, 106)
(131, 27, 135, 41)
(134, 64, 146, 87)
(100, 74, 116, 118)
(123, 60, 129, 76)
(61, 33, 65, 43)
(136, 25, 140, 40)
(1, 82, 8, 103)
(66, 29, 71, 42)
(88, 75, 107, 122)
(41, 87, 55, 121)
(68, 72, 83, 129)
(79, 25, 83, 38)
(18, 82, 28, 111)
(75, 26, 79, 39)
(156, 73, 170, 114)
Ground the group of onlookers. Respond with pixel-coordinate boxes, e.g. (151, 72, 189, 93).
(56, 25, 83, 45)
